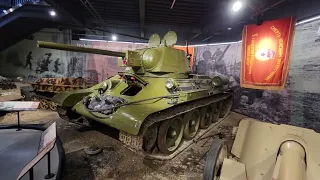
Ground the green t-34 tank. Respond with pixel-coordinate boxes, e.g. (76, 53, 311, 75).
(37, 31, 233, 157)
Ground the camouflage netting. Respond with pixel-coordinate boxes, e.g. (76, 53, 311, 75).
(84, 95, 126, 115)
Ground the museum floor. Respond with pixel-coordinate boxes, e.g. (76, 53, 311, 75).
(0, 110, 247, 180)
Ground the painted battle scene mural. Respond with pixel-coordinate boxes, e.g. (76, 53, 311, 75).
(0, 29, 147, 84)
(193, 19, 320, 132)
(0, 29, 73, 81)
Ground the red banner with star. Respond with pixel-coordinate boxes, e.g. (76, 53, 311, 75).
(240, 17, 296, 90)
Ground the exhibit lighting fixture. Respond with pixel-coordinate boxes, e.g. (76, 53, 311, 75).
(296, 15, 320, 25)
(79, 38, 108, 42)
(228, 28, 232, 30)
(9, 8, 14, 12)
(3, 10, 7, 14)
(232, 1, 242, 12)
(79, 38, 149, 45)
(112, 35, 117, 41)
(49, 10, 56, 16)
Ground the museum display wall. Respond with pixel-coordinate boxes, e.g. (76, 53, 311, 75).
(1, 19, 320, 131)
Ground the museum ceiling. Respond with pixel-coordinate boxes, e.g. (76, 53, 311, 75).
(48, 0, 320, 44)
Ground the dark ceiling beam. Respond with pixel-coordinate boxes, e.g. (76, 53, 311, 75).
(79, 0, 98, 19)
(146, 12, 201, 18)
(93, 5, 204, 14)
(45, 0, 84, 26)
(200, 36, 212, 43)
(147, 17, 194, 23)
(148, 0, 209, 2)
(187, 0, 217, 41)
(94, 8, 139, 13)
(90, 1, 136, 6)
(146, 21, 192, 26)
(147, 1, 208, 8)
(146, 18, 193, 24)
(146, 8, 205, 15)
(139, 0, 146, 38)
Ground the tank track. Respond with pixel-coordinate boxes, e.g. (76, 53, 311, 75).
(119, 92, 232, 160)
(56, 106, 68, 121)
(31, 94, 58, 111)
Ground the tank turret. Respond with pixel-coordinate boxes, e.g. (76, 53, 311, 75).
(38, 31, 191, 78)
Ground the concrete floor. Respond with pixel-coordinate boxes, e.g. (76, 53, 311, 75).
(0, 110, 247, 180)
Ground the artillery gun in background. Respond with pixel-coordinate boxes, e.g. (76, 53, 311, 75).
(28, 77, 94, 111)
(37, 31, 233, 158)
(203, 118, 320, 180)
(0, 76, 24, 117)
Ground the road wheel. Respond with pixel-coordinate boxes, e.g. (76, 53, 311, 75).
(183, 109, 200, 140)
(143, 123, 158, 151)
(200, 105, 213, 129)
(219, 96, 233, 118)
(157, 116, 184, 154)
(203, 139, 228, 180)
(39, 99, 49, 110)
(211, 103, 220, 123)
(31, 95, 39, 102)
(49, 101, 58, 111)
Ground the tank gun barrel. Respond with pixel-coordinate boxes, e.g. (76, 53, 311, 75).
(37, 41, 126, 58)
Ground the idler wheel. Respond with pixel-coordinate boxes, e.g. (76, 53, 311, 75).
(157, 116, 184, 154)
(31, 95, 39, 102)
(211, 103, 220, 123)
(49, 101, 58, 111)
(203, 139, 228, 180)
(183, 109, 200, 140)
(219, 96, 233, 118)
(200, 105, 213, 129)
(143, 123, 158, 151)
(39, 99, 49, 110)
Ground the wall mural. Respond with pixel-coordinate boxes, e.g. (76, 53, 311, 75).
(193, 19, 320, 132)
(0, 29, 146, 84)
(1, 20, 320, 132)
(0, 29, 72, 81)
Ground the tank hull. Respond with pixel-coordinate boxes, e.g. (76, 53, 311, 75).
(71, 75, 230, 135)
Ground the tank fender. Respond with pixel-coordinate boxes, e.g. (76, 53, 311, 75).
(53, 89, 94, 107)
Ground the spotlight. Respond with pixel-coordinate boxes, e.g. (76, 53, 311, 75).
(49, 10, 56, 16)
(232, 1, 242, 12)
(228, 28, 232, 30)
(111, 35, 117, 41)
(9, 8, 14, 12)
(3, 10, 7, 14)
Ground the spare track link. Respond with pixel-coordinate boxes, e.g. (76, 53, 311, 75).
(119, 92, 232, 156)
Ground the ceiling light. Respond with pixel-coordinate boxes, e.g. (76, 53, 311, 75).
(18, 3, 22, 7)
(228, 28, 232, 30)
(49, 10, 56, 16)
(232, 1, 242, 12)
(8, 8, 14, 12)
(3, 10, 7, 14)
(111, 35, 117, 41)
